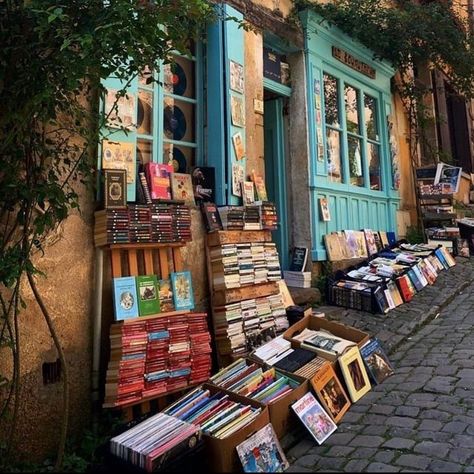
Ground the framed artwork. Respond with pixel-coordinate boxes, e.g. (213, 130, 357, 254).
(102, 140, 136, 185)
(338, 346, 371, 403)
(232, 163, 245, 197)
(232, 132, 245, 160)
(230, 60, 245, 94)
(231, 95, 245, 128)
(319, 198, 331, 222)
(104, 89, 136, 130)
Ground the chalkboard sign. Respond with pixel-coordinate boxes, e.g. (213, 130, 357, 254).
(263, 48, 281, 83)
(415, 167, 437, 179)
(289, 247, 309, 272)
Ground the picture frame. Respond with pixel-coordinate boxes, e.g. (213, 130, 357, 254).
(434, 162, 462, 193)
(232, 163, 245, 197)
(230, 60, 245, 94)
(231, 95, 246, 128)
(338, 346, 371, 403)
(104, 89, 136, 130)
(232, 132, 246, 161)
(319, 198, 331, 222)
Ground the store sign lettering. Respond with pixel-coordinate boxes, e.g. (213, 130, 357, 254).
(332, 47, 376, 80)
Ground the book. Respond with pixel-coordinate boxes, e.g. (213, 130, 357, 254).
(192, 166, 215, 202)
(363, 229, 378, 256)
(338, 346, 371, 403)
(292, 392, 337, 445)
(103, 169, 127, 209)
(311, 363, 351, 423)
(113, 276, 140, 321)
(171, 173, 195, 206)
(289, 247, 309, 272)
(158, 278, 175, 312)
(171, 271, 195, 311)
(236, 423, 289, 473)
(201, 202, 224, 232)
(251, 170, 268, 201)
(455, 238, 470, 257)
(319, 198, 331, 222)
(241, 181, 256, 205)
(232, 163, 245, 197)
(324, 233, 344, 261)
(232, 132, 246, 161)
(138, 171, 152, 204)
(136, 275, 160, 316)
(145, 163, 174, 200)
(360, 338, 394, 385)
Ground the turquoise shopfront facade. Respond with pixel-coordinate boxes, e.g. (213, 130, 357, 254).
(301, 12, 400, 262)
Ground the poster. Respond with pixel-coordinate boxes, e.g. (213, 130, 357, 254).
(102, 140, 136, 185)
(231, 95, 246, 128)
(434, 162, 462, 193)
(232, 163, 245, 197)
(104, 89, 136, 130)
(230, 60, 245, 94)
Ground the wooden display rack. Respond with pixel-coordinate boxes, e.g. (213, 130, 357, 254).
(104, 242, 199, 421)
(205, 230, 281, 367)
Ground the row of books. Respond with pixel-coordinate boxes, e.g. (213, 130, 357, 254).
(94, 203, 192, 247)
(210, 242, 282, 290)
(330, 243, 456, 313)
(112, 271, 194, 321)
(105, 312, 212, 407)
(201, 202, 278, 233)
(213, 293, 289, 357)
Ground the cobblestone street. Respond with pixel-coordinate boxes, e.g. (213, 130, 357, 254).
(287, 259, 474, 472)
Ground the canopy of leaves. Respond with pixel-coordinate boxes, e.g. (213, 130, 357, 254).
(295, 0, 474, 98)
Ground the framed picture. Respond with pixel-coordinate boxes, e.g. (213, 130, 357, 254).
(434, 162, 462, 193)
(102, 140, 136, 185)
(231, 95, 245, 128)
(232, 132, 245, 161)
(232, 163, 245, 197)
(319, 198, 331, 222)
(338, 346, 371, 403)
(230, 60, 244, 94)
(104, 89, 136, 130)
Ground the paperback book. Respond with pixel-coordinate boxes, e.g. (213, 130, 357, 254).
(158, 278, 175, 312)
(136, 275, 160, 316)
(113, 276, 140, 321)
(360, 338, 394, 385)
(171, 271, 195, 311)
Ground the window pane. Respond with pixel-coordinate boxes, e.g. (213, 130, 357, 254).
(345, 85, 360, 134)
(137, 139, 152, 166)
(348, 136, 364, 187)
(368, 143, 382, 190)
(137, 90, 153, 135)
(164, 56, 195, 99)
(326, 129, 342, 183)
(323, 73, 340, 128)
(138, 66, 153, 87)
(364, 95, 379, 141)
(163, 143, 195, 173)
(163, 97, 195, 143)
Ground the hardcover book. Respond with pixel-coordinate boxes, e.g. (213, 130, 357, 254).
(113, 276, 139, 321)
(338, 346, 371, 403)
(236, 423, 289, 473)
(192, 166, 215, 202)
(201, 202, 224, 232)
(241, 181, 256, 205)
(171, 173, 196, 206)
(363, 229, 378, 256)
(311, 363, 351, 423)
(289, 247, 309, 272)
(136, 275, 160, 316)
(455, 238, 470, 257)
(291, 392, 337, 445)
(251, 170, 268, 202)
(360, 338, 394, 385)
(103, 169, 127, 209)
(158, 278, 175, 312)
(171, 271, 195, 311)
(145, 163, 173, 200)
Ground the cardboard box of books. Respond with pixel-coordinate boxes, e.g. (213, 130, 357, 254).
(208, 358, 309, 440)
(282, 314, 370, 361)
(163, 383, 270, 473)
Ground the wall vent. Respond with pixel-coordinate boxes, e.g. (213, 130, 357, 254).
(42, 359, 61, 385)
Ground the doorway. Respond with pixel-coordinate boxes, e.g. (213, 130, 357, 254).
(264, 90, 290, 269)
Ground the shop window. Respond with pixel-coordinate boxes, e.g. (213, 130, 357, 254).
(322, 72, 382, 191)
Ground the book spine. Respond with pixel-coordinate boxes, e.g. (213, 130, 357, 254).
(139, 172, 153, 205)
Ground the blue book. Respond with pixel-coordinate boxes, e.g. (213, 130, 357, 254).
(170, 271, 195, 311)
(112, 276, 139, 320)
(360, 338, 394, 384)
(386, 231, 397, 246)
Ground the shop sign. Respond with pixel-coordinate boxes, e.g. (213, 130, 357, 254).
(332, 46, 376, 80)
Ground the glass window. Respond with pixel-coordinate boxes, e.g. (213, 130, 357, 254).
(367, 143, 381, 190)
(348, 136, 363, 186)
(323, 74, 340, 128)
(345, 85, 360, 134)
(327, 129, 342, 183)
(364, 95, 378, 141)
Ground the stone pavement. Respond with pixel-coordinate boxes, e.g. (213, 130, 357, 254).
(286, 260, 474, 472)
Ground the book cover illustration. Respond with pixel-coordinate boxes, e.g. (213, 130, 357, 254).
(146, 163, 173, 200)
(251, 170, 268, 202)
(236, 423, 289, 473)
(338, 346, 371, 403)
(171, 173, 196, 206)
(104, 88, 136, 130)
(231, 95, 245, 128)
(360, 338, 394, 385)
(353, 231, 368, 258)
(230, 60, 245, 94)
(171, 271, 195, 311)
(324, 234, 343, 261)
(102, 140, 136, 193)
(192, 166, 215, 202)
(242, 181, 256, 205)
(289, 247, 309, 272)
(292, 392, 337, 445)
(103, 169, 127, 209)
(201, 202, 223, 232)
(136, 275, 160, 316)
(311, 363, 351, 423)
(232, 163, 245, 197)
(319, 198, 331, 222)
(455, 238, 470, 258)
(344, 230, 359, 259)
(363, 229, 378, 256)
(232, 132, 246, 161)
(113, 276, 139, 321)
(158, 278, 175, 312)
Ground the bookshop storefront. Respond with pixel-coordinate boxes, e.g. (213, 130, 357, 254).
(300, 11, 401, 262)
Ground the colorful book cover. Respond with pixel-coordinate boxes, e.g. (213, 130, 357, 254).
(112, 276, 139, 321)
(338, 346, 372, 403)
(241, 181, 256, 205)
(251, 170, 268, 202)
(171, 271, 195, 311)
(192, 166, 215, 202)
(291, 392, 337, 445)
(363, 229, 378, 256)
(200, 202, 223, 233)
(136, 275, 160, 316)
(360, 338, 394, 385)
(236, 424, 289, 473)
(158, 279, 175, 312)
(171, 173, 196, 206)
(145, 163, 173, 200)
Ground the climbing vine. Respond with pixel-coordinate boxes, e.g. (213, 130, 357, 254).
(0, 0, 213, 470)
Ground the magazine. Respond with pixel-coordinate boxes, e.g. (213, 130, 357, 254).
(291, 392, 337, 445)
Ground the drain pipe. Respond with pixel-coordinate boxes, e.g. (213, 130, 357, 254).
(91, 246, 104, 420)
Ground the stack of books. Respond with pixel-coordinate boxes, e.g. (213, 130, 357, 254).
(265, 243, 282, 281)
(252, 336, 292, 365)
(164, 387, 262, 439)
(173, 203, 192, 242)
(150, 203, 174, 242)
(268, 293, 289, 334)
(243, 205, 262, 230)
(104, 312, 212, 407)
(129, 204, 152, 243)
(292, 328, 356, 360)
(94, 209, 129, 246)
(213, 302, 246, 356)
(218, 206, 245, 230)
(258, 202, 278, 230)
(283, 270, 312, 288)
(273, 347, 328, 379)
(110, 412, 200, 472)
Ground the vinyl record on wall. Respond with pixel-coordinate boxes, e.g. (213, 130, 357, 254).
(137, 92, 152, 135)
(164, 105, 187, 141)
(166, 62, 188, 97)
(169, 147, 187, 173)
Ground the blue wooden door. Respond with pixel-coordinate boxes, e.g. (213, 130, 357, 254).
(264, 98, 289, 269)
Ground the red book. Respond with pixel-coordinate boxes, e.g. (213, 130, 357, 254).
(145, 163, 174, 200)
(396, 275, 414, 303)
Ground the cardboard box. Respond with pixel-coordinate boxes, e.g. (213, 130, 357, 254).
(282, 314, 370, 356)
(201, 383, 270, 473)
